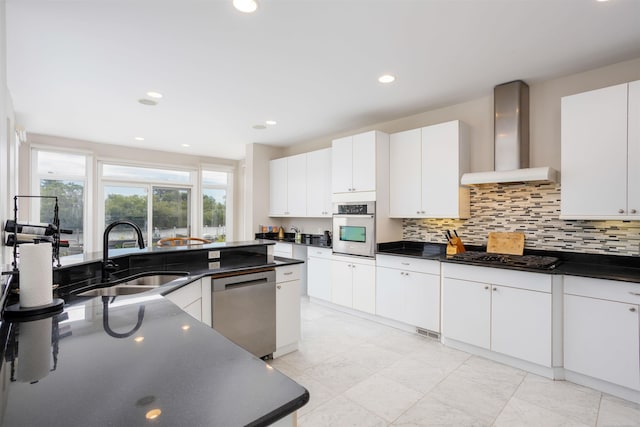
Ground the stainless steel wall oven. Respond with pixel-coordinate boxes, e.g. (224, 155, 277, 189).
(332, 201, 375, 258)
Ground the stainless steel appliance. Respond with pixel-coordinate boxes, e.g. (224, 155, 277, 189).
(332, 201, 375, 258)
(211, 269, 276, 358)
(451, 251, 560, 270)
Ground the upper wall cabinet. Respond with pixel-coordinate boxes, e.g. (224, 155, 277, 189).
(306, 148, 332, 217)
(332, 130, 389, 201)
(561, 80, 640, 220)
(389, 120, 470, 219)
(269, 153, 307, 217)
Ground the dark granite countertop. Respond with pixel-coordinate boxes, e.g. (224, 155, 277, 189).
(377, 241, 640, 284)
(0, 243, 308, 426)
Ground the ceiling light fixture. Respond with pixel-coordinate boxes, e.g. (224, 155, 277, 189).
(252, 124, 267, 130)
(146, 91, 163, 99)
(134, 136, 145, 141)
(181, 143, 191, 147)
(138, 98, 157, 106)
(378, 74, 396, 84)
(265, 120, 277, 125)
(233, 0, 258, 13)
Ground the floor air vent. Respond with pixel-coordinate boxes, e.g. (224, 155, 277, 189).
(416, 327, 440, 340)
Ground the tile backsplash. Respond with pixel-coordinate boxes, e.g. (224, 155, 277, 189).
(402, 183, 640, 256)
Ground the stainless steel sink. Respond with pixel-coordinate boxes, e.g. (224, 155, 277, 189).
(77, 274, 187, 297)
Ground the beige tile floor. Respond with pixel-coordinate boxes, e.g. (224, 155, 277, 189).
(270, 299, 640, 427)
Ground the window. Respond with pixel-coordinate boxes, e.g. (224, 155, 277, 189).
(202, 169, 232, 242)
(100, 162, 195, 246)
(32, 149, 89, 256)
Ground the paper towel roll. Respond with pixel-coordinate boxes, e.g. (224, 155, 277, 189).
(19, 243, 53, 308)
(17, 317, 52, 383)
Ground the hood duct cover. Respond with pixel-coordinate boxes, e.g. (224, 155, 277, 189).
(461, 80, 558, 185)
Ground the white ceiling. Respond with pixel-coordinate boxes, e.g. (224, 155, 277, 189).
(6, 0, 640, 160)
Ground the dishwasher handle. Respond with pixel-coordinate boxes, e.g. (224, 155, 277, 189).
(212, 270, 275, 292)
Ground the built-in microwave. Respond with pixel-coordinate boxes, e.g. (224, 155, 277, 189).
(332, 201, 375, 258)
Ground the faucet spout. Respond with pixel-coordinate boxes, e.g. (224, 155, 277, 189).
(102, 220, 146, 281)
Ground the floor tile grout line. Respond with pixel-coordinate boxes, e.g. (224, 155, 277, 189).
(488, 370, 530, 426)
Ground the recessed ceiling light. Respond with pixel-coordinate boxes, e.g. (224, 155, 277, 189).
(233, 0, 258, 13)
(265, 120, 277, 125)
(253, 124, 267, 130)
(378, 74, 396, 84)
(138, 98, 157, 106)
(134, 136, 145, 141)
(146, 91, 163, 99)
(181, 143, 191, 147)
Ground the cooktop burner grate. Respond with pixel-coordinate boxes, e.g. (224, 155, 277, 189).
(451, 251, 560, 270)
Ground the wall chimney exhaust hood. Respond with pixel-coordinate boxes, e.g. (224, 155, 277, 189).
(461, 80, 558, 185)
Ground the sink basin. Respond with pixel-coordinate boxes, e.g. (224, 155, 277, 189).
(76, 273, 187, 297)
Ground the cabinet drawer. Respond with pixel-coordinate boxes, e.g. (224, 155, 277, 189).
(564, 275, 640, 304)
(166, 281, 201, 309)
(442, 263, 552, 293)
(307, 247, 333, 260)
(277, 264, 301, 282)
(274, 242, 293, 258)
(376, 254, 439, 274)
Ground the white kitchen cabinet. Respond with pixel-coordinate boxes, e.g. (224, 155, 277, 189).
(376, 255, 440, 331)
(441, 263, 553, 367)
(273, 241, 293, 258)
(561, 80, 640, 219)
(306, 148, 332, 217)
(564, 276, 640, 391)
(269, 153, 307, 217)
(307, 247, 332, 301)
(275, 264, 301, 357)
(332, 131, 385, 197)
(331, 255, 376, 314)
(165, 278, 208, 323)
(389, 120, 469, 219)
(442, 277, 491, 349)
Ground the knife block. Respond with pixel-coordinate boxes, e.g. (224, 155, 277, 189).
(446, 237, 466, 257)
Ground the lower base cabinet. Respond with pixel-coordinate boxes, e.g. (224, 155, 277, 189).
(275, 264, 301, 357)
(330, 256, 376, 314)
(442, 264, 553, 367)
(165, 278, 209, 324)
(307, 248, 332, 301)
(375, 255, 440, 331)
(564, 276, 640, 391)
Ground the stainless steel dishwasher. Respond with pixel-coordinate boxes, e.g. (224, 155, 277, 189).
(211, 269, 276, 359)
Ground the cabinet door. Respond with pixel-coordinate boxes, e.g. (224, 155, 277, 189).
(422, 121, 463, 218)
(182, 299, 203, 322)
(276, 279, 301, 350)
(306, 148, 332, 217)
(352, 131, 376, 193)
(166, 281, 203, 322)
(332, 136, 353, 193)
(389, 129, 422, 217)
(561, 83, 629, 218)
(307, 256, 331, 301)
(628, 80, 640, 217)
(405, 271, 440, 332)
(331, 260, 353, 308)
(269, 157, 288, 216)
(491, 286, 551, 367)
(442, 278, 490, 349)
(352, 262, 375, 314)
(376, 267, 405, 321)
(286, 153, 307, 216)
(565, 294, 640, 390)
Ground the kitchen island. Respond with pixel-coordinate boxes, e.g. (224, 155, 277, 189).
(0, 240, 308, 426)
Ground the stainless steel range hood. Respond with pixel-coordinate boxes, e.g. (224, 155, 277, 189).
(461, 80, 558, 185)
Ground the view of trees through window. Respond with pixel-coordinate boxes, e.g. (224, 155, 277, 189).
(203, 188, 226, 242)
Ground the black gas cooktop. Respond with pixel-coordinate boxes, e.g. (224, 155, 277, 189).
(451, 251, 560, 270)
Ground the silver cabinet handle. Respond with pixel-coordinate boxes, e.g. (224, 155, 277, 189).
(631, 209, 638, 214)
(277, 285, 282, 290)
(401, 262, 410, 266)
(630, 292, 640, 296)
(493, 287, 497, 291)
(284, 272, 293, 276)
(630, 307, 637, 312)
(416, 211, 420, 214)
(618, 209, 625, 214)
(484, 286, 489, 290)
(400, 272, 405, 276)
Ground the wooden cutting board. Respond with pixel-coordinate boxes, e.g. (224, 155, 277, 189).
(486, 232, 525, 255)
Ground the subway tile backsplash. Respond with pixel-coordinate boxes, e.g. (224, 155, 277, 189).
(402, 183, 640, 256)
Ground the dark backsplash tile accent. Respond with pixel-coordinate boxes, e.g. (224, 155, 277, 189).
(402, 183, 640, 257)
